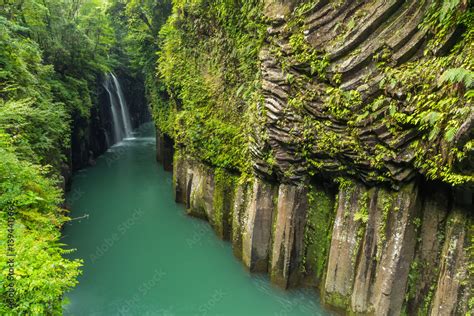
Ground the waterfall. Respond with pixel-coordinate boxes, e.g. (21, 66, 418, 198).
(111, 73, 132, 138)
(104, 78, 123, 143)
(104, 73, 133, 144)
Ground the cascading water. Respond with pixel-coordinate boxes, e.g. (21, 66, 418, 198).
(103, 73, 133, 144)
(104, 78, 123, 143)
(111, 73, 132, 138)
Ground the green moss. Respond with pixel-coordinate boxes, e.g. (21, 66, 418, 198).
(324, 291, 350, 310)
(0, 135, 82, 313)
(155, 0, 266, 174)
(352, 188, 369, 266)
(354, 191, 369, 224)
(302, 183, 336, 284)
(405, 259, 421, 303)
(212, 168, 237, 239)
(377, 189, 394, 261)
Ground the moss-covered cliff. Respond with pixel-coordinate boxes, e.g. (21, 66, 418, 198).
(152, 0, 472, 186)
(134, 0, 473, 314)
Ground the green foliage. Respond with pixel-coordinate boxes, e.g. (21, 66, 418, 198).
(0, 135, 82, 313)
(212, 168, 237, 238)
(302, 184, 335, 283)
(0, 98, 69, 166)
(282, 0, 474, 186)
(439, 67, 474, 88)
(155, 0, 266, 172)
(0, 15, 69, 169)
(380, 18, 473, 185)
(0, 1, 120, 312)
(421, 0, 471, 49)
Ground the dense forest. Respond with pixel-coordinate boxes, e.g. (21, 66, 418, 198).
(1, 0, 473, 315)
(0, 0, 151, 313)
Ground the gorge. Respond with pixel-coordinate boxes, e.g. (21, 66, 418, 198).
(0, 0, 473, 315)
(63, 123, 330, 315)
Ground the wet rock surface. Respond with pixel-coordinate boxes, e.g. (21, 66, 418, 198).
(170, 152, 472, 315)
(162, 1, 472, 314)
(252, 0, 471, 188)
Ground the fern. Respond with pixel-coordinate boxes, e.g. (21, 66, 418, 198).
(445, 126, 458, 142)
(440, 0, 462, 20)
(439, 67, 474, 88)
(422, 111, 442, 125)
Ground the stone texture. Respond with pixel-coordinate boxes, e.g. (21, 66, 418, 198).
(242, 178, 277, 272)
(324, 181, 422, 314)
(172, 153, 187, 204)
(211, 170, 236, 240)
(171, 154, 215, 219)
(251, 0, 471, 187)
(324, 181, 368, 309)
(231, 183, 251, 260)
(263, 0, 298, 20)
(270, 183, 308, 288)
(406, 184, 450, 314)
(430, 207, 471, 316)
(186, 162, 215, 220)
(369, 183, 420, 315)
(350, 187, 380, 313)
(156, 129, 174, 171)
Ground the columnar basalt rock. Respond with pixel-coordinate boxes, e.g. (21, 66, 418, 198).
(231, 183, 251, 260)
(323, 182, 435, 315)
(350, 187, 381, 313)
(255, 0, 472, 187)
(270, 183, 308, 288)
(173, 153, 188, 204)
(156, 130, 174, 171)
(212, 170, 237, 239)
(187, 162, 215, 220)
(368, 183, 420, 315)
(430, 207, 471, 316)
(406, 184, 450, 314)
(163, 1, 472, 314)
(169, 151, 472, 315)
(324, 181, 368, 308)
(242, 178, 277, 272)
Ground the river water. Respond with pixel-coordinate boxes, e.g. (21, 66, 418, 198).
(63, 123, 331, 316)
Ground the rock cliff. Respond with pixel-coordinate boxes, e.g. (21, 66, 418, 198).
(165, 150, 471, 315)
(152, 0, 473, 314)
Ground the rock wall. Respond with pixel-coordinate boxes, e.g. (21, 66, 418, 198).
(69, 74, 150, 181)
(116, 70, 150, 129)
(161, 150, 472, 315)
(252, 0, 472, 188)
(150, 1, 472, 314)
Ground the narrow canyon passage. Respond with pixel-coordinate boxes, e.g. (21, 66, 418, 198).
(1, 1, 471, 314)
(62, 123, 330, 316)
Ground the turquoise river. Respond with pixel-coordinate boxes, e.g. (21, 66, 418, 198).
(63, 123, 331, 316)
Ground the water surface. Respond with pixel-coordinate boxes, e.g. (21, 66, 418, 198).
(63, 123, 331, 316)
